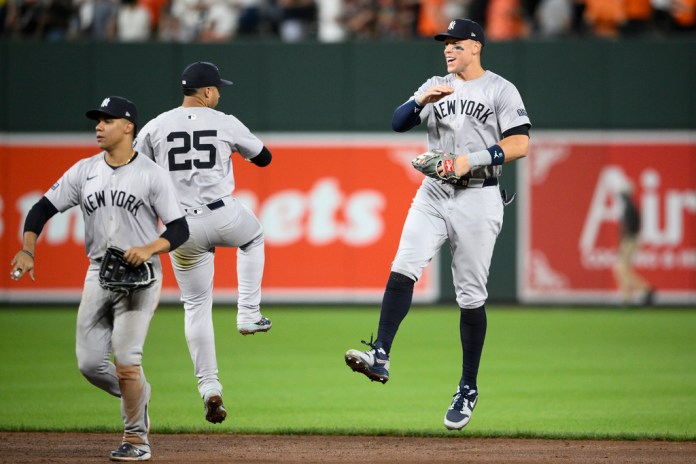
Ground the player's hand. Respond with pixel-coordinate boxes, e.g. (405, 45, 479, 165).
(436, 153, 472, 178)
(416, 85, 455, 106)
(454, 154, 472, 177)
(123, 247, 152, 267)
(10, 251, 36, 281)
(437, 156, 471, 177)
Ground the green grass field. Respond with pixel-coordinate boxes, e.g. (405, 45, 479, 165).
(1, 306, 694, 440)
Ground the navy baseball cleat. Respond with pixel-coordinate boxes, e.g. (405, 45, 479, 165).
(345, 338, 390, 384)
(109, 442, 151, 461)
(238, 316, 272, 335)
(444, 384, 478, 430)
(204, 391, 227, 424)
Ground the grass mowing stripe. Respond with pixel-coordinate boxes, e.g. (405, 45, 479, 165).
(0, 306, 694, 440)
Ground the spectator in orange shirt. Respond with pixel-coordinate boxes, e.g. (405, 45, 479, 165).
(486, 0, 529, 40)
(620, 0, 652, 35)
(583, 0, 624, 37)
(417, 0, 448, 36)
(672, 0, 696, 30)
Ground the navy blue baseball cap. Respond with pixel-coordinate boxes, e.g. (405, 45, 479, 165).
(85, 96, 138, 126)
(181, 61, 233, 89)
(434, 19, 485, 46)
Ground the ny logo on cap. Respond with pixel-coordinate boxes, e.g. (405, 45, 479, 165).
(101, 98, 110, 107)
(448, 20, 456, 30)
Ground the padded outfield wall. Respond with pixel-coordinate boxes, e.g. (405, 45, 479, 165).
(1, 39, 695, 305)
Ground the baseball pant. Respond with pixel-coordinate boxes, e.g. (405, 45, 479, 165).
(76, 261, 161, 445)
(171, 195, 265, 398)
(391, 180, 503, 309)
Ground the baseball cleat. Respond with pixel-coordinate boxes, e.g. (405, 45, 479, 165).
(204, 393, 227, 424)
(109, 442, 151, 461)
(238, 316, 272, 335)
(444, 384, 478, 430)
(345, 338, 390, 384)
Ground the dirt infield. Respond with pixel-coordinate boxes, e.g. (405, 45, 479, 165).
(2, 433, 695, 463)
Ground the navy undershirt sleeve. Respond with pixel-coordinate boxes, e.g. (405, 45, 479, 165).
(392, 99, 423, 133)
(249, 146, 272, 167)
(23, 196, 58, 236)
(160, 217, 190, 251)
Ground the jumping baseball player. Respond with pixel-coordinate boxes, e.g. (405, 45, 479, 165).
(135, 61, 273, 424)
(9, 96, 189, 461)
(345, 19, 531, 431)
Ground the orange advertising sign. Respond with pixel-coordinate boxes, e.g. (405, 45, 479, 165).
(519, 132, 696, 305)
(0, 135, 437, 304)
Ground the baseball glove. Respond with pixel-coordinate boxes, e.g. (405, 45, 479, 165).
(98, 247, 156, 295)
(411, 149, 460, 182)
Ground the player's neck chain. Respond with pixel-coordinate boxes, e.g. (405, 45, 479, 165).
(108, 150, 137, 168)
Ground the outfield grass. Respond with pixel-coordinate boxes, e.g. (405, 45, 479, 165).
(0, 306, 694, 440)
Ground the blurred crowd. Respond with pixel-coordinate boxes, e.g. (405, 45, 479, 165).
(1, 0, 694, 43)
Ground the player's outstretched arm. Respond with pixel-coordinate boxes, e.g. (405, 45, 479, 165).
(10, 232, 38, 281)
(10, 196, 59, 281)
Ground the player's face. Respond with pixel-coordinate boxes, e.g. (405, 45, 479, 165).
(443, 39, 477, 73)
(94, 117, 130, 151)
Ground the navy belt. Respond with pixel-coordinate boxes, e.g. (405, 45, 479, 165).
(207, 199, 225, 210)
(453, 177, 498, 189)
(186, 199, 225, 215)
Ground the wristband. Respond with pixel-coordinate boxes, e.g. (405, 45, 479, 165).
(466, 144, 505, 168)
(20, 249, 34, 259)
(487, 144, 505, 165)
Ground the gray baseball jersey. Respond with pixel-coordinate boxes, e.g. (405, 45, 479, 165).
(392, 70, 531, 309)
(135, 106, 263, 209)
(134, 104, 268, 402)
(44, 152, 185, 260)
(414, 70, 531, 179)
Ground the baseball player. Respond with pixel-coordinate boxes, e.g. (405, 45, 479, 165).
(345, 19, 531, 431)
(9, 96, 188, 461)
(134, 61, 273, 424)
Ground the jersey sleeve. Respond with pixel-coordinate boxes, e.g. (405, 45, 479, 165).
(496, 81, 531, 134)
(227, 115, 264, 159)
(43, 159, 87, 212)
(148, 165, 185, 224)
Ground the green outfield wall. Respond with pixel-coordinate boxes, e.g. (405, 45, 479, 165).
(1, 38, 695, 133)
(2, 38, 694, 304)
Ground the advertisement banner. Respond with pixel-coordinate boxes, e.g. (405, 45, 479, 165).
(0, 134, 437, 304)
(519, 132, 696, 305)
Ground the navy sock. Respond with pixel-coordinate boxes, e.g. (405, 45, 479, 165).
(375, 272, 415, 354)
(460, 305, 487, 389)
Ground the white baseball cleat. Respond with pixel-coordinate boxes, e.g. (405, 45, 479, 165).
(203, 391, 227, 424)
(237, 316, 272, 335)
